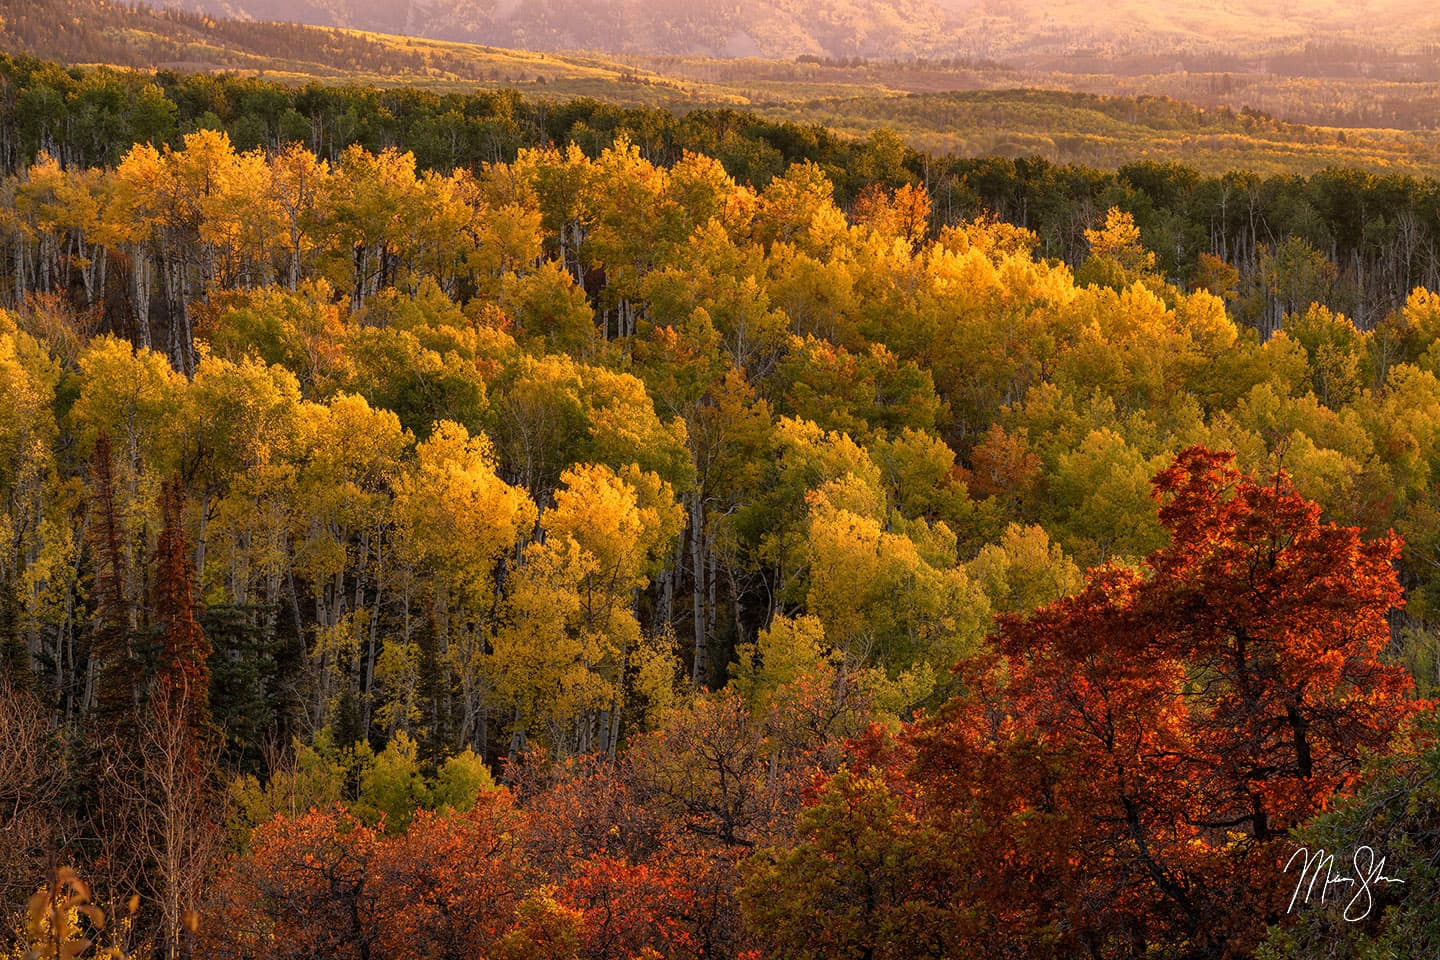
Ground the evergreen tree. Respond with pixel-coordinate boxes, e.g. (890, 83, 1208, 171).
(0, 572, 31, 689)
(204, 601, 285, 776)
(149, 478, 212, 739)
(86, 432, 136, 725)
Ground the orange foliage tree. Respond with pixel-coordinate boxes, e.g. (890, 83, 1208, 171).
(201, 806, 381, 960)
(368, 792, 534, 959)
(748, 446, 1425, 959)
(921, 446, 1422, 955)
(203, 793, 536, 960)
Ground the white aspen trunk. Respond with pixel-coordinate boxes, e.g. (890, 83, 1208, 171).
(607, 668, 623, 758)
(177, 258, 195, 375)
(38, 232, 52, 292)
(132, 246, 152, 350)
(508, 709, 525, 757)
(79, 237, 96, 307)
(289, 220, 303, 290)
(164, 256, 183, 371)
(690, 493, 706, 686)
(194, 493, 209, 588)
(364, 539, 383, 737)
(13, 231, 26, 304)
(708, 542, 718, 639)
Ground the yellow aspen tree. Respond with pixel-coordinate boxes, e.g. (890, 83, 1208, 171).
(391, 421, 536, 751)
(266, 143, 331, 289)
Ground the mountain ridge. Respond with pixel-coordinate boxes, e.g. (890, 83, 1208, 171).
(143, 0, 1440, 64)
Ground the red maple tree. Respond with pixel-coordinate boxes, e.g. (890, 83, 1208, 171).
(747, 447, 1426, 960)
(912, 446, 1424, 956)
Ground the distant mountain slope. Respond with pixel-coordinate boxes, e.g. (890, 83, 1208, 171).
(4, 0, 1440, 179)
(939, 0, 1440, 69)
(159, 0, 952, 60)
(0, 0, 702, 89)
(142, 0, 1440, 64)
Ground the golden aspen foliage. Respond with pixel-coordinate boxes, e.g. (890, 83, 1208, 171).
(754, 160, 849, 256)
(392, 420, 535, 608)
(967, 522, 1084, 616)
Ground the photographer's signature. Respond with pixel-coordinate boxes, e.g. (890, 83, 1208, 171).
(1284, 845, 1405, 922)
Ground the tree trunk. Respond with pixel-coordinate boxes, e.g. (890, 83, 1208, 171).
(690, 493, 707, 687)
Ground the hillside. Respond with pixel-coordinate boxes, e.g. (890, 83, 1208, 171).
(4, 0, 1440, 179)
(143, 0, 965, 60)
(938, 0, 1440, 66)
(6, 0, 1440, 956)
(144, 0, 1440, 66)
(0, 0, 710, 90)
(775, 88, 1440, 176)
(4, 55, 1440, 960)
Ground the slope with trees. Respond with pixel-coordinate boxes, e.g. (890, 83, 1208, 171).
(1, 61, 1438, 960)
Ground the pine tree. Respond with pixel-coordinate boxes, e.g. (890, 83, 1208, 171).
(143, 478, 222, 960)
(149, 478, 212, 739)
(203, 601, 282, 777)
(0, 572, 32, 689)
(87, 432, 136, 724)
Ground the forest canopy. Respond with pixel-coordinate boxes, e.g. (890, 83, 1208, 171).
(2, 54, 1440, 960)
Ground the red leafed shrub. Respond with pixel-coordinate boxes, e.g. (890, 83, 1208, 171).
(746, 447, 1427, 960)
